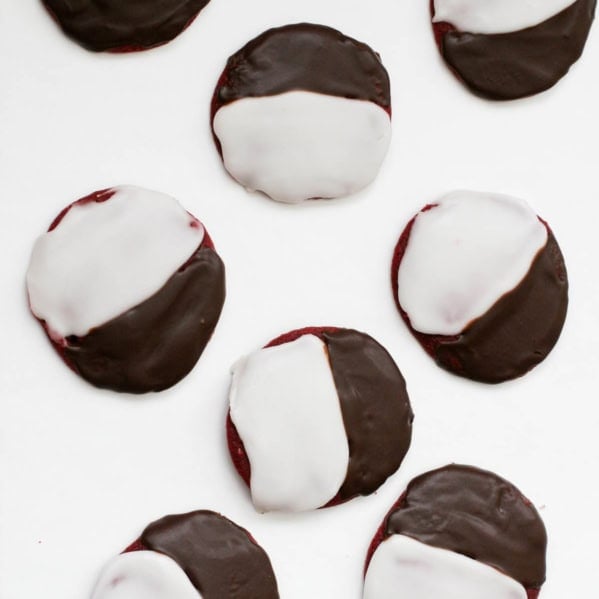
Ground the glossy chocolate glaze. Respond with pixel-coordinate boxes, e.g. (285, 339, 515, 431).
(64, 245, 225, 393)
(141, 511, 279, 599)
(43, 0, 210, 52)
(213, 23, 391, 113)
(438, 0, 596, 100)
(323, 329, 413, 500)
(432, 231, 568, 383)
(384, 465, 547, 589)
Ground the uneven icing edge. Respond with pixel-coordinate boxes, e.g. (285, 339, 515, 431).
(229, 334, 350, 511)
(213, 91, 391, 203)
(91, 551, 201, 599)
(26, 185, 204, 338)
(433, 0, 576, 34)
(363, 535, 526, 599)
(397, 191, 548, 335)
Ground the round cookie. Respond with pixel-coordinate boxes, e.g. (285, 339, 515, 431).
(42, 0, 211, 52)
(364, 465, 547, 599)
(211, 23, 392, 204)
(392, 191, 568, 383)
(227, 327, 413, 512)
(431, 0, 596, 100)
(91, 510, 279, 599)
(26, 186, 225, 393)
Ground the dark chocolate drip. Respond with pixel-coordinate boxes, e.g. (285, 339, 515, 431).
(432, 231, 568, 383)
(214, 23, 391, 111)
(440, 0, 596, 100)
(385, 465, 547, 588)
(64, 245, 225, 393)
(322, 330, 413, 500)
(42, 0, 210, 52)
(141, 511, 279, 599)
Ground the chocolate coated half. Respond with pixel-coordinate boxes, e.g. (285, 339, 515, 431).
(323, 329, 413, 500)
(43, 0, 211, 52)
(141, 511, 279, 599)
(64, 244, 225, 393)
(392, 217, 568, 383)
(384, 465, 547, 589)
(213, 23, 391, 114)
(436, 0, 596, 100)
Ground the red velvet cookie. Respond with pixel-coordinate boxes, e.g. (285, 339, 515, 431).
(26, 186, 225, 393)
(91, 510, 279, 598)
(364, 465, 546, 599)
(431, 0, 596, 100)
(42, 0, 211, 52)
(227, 326, 413, 512)
(211, 23, 392, 204)
(392, 191, 568, 383)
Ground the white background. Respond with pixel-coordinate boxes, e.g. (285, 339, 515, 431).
(1, 1, 598, 597)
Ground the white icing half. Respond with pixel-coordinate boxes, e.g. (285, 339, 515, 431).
(433, 0, 576, 35)
(363, 535, 526, 599)
(26, 185, 204, 338)
(397, 191, 547, 335)
(229, 334, 350, 512)
(90, 551, 201, 599)
(213, 91, 391, 204)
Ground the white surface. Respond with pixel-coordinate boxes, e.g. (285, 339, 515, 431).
(363, 535, 526, 599)
(230, 335, 349, 512)
(213, 92, 391, 203)
(90, 551, 202, 599)
(26, 185, 204, 337)
(433, 0, 576, 34)
(396, 191, 547, 335)
(0, 2, 598, 599)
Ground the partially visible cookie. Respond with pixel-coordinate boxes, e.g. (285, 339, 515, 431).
(227, 327, 413, 512)
(392, 190, 568, 383)
(42, 0, 211, 52)
(364, 465, 547, 599)
(26, 186, 225, 393)
(431, 0, 596, 100)
(91, 510, 279, 599)
(211, 23, 392, 203)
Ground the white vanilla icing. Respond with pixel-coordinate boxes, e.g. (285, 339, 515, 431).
(397, 191, 547, 335)
(213, 91, 391, 204)
(27, 185, 204, 338)
(363, 535, 527, 599)
(229, 334, 350, 512)
(90, 551, 201, 599)
(433, 0, 576, 35)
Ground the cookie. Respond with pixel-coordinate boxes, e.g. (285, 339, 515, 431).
(211, 23, 392, 204)
(392, 191, 568, 383)
(26, 186, 225, 393)
(431, 0, 596, 100)
(227, 327, 413, 512)
(91, 510, 279, 599)
(364, 465, 547, 599)
(42, 0, 211, 52)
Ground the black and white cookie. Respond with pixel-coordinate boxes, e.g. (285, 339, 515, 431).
(227, 327, 413, 512)
(392, 191, 568, 383)
(364, 465, 547, 599)
(42, 0, 211, 52)
(432, 0, 596, 100)
(91, 510, 279, 599)
(211, 23, 392, 204)
(26, 186, 225, 393)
